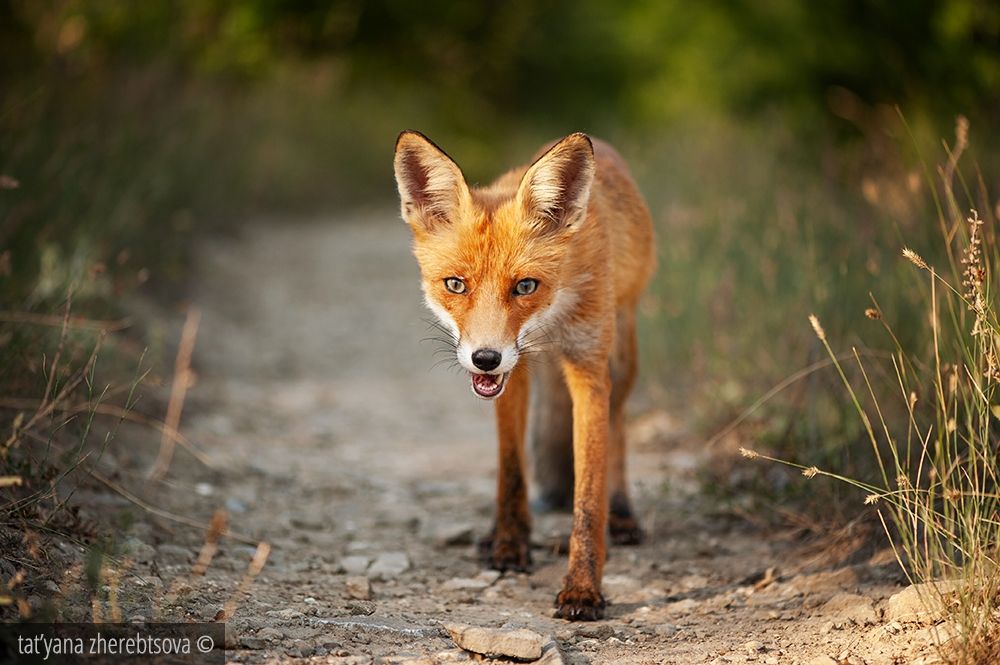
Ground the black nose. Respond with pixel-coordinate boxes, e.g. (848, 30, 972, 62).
(472, 348, 502, 371)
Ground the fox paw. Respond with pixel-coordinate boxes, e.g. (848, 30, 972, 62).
(554, 585, 606, 621)
(478, 531, 532, 572)
(609, 513, 644, 546)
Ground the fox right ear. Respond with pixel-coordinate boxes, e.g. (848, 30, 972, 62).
(517, 132, 595, 234)
(393, 131, 471, 231)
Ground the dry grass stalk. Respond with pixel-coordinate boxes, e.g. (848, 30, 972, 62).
(0, 311, 131, 332)
(192, 510, 228, 576)
(148, 306, 201, 480)
(220, 542, 271, 621)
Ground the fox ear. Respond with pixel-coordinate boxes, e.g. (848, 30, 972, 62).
(394, 130, 471, 231)
(517, 133, 595, 233)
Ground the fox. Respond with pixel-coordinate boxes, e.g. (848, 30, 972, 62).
(393, 130, 655, 620)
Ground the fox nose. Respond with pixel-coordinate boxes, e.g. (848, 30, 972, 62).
(471, 348, 502, 372)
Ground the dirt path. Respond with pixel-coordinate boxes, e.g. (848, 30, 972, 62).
(88, 214, 940, 664)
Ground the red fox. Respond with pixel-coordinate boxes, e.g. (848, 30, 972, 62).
(393, 131, 655, 620)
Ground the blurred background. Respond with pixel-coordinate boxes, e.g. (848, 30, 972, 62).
(2, 0, 999, 506)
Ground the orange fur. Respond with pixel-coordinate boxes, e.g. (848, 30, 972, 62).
(394, 131, 655, 620)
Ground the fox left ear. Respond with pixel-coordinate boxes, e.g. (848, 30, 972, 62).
(517, 132, 596, 233)
(394, 130, 472, 232)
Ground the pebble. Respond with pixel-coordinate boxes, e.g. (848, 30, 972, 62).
(346, 575, 373, 600)
(744, 639, 765, 653)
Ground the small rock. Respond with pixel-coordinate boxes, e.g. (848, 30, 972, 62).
(806, 656, 838, 665)
(655, 624, 679, 637)
(476, 570, 501, 585)
(441, 577, 489, 592)
(269, 608, 304, 620)
(445, 623, 546, 660)
(433, 649, 472, 662)
(346, 600, 376, 615)
(884, 621, 902, 635)
(744, 640, 765, 653)
(575, 623, 615, 640)
(339, 555, 371, 575)
(239, 636, 266, 650)
(155, 543, 192, 565)
(765, 658, 779, 665)
(346, 576, 372, 600)
(885, 581, 958, 624)
(368, 552, 410, 580)
(537, 639, 566, 665)
(257, 627, 283, 641)
(123, 538, 157, 564)
(421, 521, 475, 547)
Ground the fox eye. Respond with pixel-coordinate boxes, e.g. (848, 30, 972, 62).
(513, 278, 538, 296)
(444, 277, 466, 294)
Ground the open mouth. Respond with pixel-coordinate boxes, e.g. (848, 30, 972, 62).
(470, 372, 509, 399)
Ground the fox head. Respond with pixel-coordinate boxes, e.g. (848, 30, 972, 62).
(394, 131, 595, 400)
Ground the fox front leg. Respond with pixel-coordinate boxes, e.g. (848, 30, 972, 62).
(554, 358, 610, 620)
(480, 365, 532, 572)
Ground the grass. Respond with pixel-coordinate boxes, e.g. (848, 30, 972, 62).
(740, 127, 1000, 663)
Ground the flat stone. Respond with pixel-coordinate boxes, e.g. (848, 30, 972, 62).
(885, 581, 959, 623)
(346, 575, 372, 600)
(368, 552, 410, 580)
(445, 623, 546, 660)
